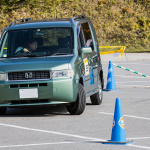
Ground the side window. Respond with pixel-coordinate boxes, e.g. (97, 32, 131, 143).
(81, 22, 94, 51)
(79, 28, 86, 47)
(77, 25, 85, 55)
(0, 32, 8, 57)
(77, 22, 94, 55)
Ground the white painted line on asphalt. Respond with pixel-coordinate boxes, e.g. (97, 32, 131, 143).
(117, 81, 150, 83)
(0, 123, 104, 141)
(104, 83, 150, 88)
(0, 141, 76, 148)
(104, 74, 146, 79)
(0, 122, 149, 149)
(128, 144, 150, 149)
(115, 75, 145, 79)
(99, 112, 150, 121)
(0, 141, 150, 149)
(116, 84, 150, 88)
(98, 112, 114, 116)
(115, 63, 150, 66)
(116, 75, 145, 78)
(128, 137, 150, 140)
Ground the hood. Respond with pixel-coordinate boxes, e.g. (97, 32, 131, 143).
(0, 55, 73, 72)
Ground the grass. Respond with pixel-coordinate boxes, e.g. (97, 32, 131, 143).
(0, 0, 150, 52)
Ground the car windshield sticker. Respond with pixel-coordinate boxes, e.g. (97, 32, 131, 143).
(84, 58, 89, 76)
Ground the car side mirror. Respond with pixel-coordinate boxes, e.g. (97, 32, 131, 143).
(81, 47, 92, 58)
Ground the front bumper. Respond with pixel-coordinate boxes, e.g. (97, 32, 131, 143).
(0, 78, 78, 107)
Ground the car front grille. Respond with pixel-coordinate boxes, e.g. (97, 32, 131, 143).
(9, 83, 47, 88)
(8, 71, 50, 81)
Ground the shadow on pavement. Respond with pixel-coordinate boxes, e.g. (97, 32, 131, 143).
(3, 104, 69, 117)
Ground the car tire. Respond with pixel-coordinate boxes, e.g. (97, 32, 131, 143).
(66, 83, 86, 115)
(0, 107, 7, 115)
(90, 77, 103, 105)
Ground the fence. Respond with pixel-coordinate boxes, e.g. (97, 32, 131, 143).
(99, 46, 126, 58)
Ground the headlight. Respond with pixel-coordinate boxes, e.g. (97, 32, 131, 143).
(51, 70, 74, 78)
(0, 73, 7, 81)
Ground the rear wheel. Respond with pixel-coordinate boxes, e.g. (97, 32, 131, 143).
(0, 107, 7, 115)
(90, 77, 103, 105)
(66, 83, 86, 115)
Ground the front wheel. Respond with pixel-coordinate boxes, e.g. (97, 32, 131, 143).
(90, 77, 103, 105)
(66, 83, 86, 115)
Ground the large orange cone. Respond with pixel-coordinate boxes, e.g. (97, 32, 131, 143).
(103, 98, 133, 145)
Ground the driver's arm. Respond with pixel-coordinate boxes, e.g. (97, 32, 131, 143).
(15, 47, 29, 54)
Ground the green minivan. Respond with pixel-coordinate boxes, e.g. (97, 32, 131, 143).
(0, 15, 104, 115)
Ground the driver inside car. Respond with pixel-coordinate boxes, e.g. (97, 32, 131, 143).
(15, 38, 38, 54)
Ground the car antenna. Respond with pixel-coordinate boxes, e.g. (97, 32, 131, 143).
(56, 8, 58, 19)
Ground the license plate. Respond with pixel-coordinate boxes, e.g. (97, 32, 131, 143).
(19, 88, 38, 99)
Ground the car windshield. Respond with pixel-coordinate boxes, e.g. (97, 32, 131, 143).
(0, 27, 74, 58)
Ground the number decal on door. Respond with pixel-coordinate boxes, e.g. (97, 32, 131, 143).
(84, 58, 89, 76)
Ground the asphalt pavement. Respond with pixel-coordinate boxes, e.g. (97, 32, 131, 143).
(0, 53, 150, 150)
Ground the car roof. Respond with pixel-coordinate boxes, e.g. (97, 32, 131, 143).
(8, 19, 71, 30)
(8, 16, 89, 30)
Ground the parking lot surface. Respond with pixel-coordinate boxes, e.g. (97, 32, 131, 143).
(0, 55, 150, 150)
